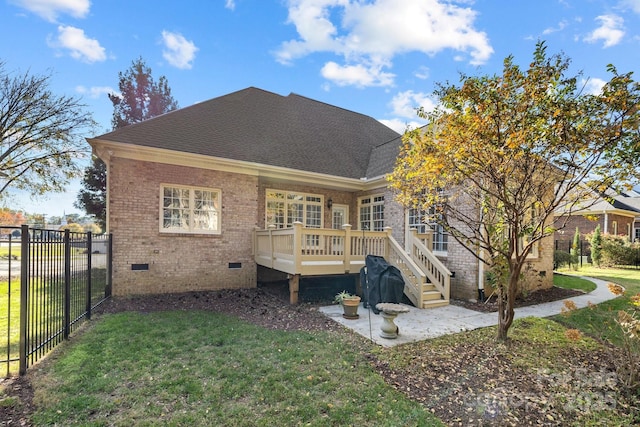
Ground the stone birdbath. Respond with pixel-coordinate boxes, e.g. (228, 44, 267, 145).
(375, 303, 410, 339)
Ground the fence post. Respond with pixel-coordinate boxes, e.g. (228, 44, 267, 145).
(18, 225, 29, 375)
(86, 232, 92, 320)
(63, 229, 71, 340)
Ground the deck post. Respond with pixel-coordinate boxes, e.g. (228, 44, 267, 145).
(267, 224, 276, 268)
(342, 223, 352, 272)
(384, 226, 393, 259)
(292, 221, 303, 272)
(288, 274, 300, 304)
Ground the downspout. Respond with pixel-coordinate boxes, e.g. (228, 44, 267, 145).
(478, 251, 485, 302)
(477, 204, 486, 302)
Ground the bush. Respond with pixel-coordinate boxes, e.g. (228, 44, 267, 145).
(554, 250, 573, 269)
(600, 235, 640, 267)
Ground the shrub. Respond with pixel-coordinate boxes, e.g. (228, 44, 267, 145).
(554, 250, 573, 269)
(600, 235, 640, 267)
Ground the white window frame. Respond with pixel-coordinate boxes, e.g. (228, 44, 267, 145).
(160, 184, 221, 234)
(358, 194, 384, 231)
(407, 208, 448, 255)
(265, 189, 324, 229)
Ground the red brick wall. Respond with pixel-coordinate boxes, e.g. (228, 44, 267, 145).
(108, 158, 259, 296)
(555, 213, 635, 254)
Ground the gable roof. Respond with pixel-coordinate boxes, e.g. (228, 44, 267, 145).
(91, 87, 400, 180)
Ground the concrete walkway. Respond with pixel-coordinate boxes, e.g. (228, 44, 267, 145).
(318, 276, 618, 347)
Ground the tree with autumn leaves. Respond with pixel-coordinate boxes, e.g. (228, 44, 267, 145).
(76, 58, 178, 230)
(389, 42, 640, 340)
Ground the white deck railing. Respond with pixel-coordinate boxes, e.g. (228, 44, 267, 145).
(409, 229, 451, 303)
(254, 222, 451, 307)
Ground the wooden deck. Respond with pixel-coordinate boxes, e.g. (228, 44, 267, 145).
(254, 222, 452, 308)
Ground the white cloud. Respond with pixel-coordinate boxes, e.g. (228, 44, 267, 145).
(276, 0, 493, 88)
(584, 14, 625, 48)
(48, 25, 106, 63)
(320, 61, 394, 87)
(542, 20, 568, 35)
(389, 90, 437, 119)
(618, 0, 640, 14)
(378, 118, 424, 134)
(75, 85, 116, 99)
(161, 30, 198, 69)
(225, 0, 236, 10)
(414, 66, 430, 80)
(581, 77, 607, 95)
(10, 0, 90, 22)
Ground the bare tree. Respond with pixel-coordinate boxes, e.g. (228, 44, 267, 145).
(0, 60, 96, 198)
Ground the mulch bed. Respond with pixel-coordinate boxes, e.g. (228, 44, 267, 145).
(451, 286, 585, 313)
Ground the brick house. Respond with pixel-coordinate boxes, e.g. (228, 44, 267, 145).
(555, 189, 640, 255)
(88, 87, 553, 305)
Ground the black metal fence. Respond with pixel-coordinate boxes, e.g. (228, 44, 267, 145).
(0, 225, 112, 376)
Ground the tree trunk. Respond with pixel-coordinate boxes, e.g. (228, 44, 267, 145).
(497, 271, 519, 341)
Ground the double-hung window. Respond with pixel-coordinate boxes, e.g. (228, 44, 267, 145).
(160, 184, 221, 234)
(408, 207, 448, 253)
(265, 190, 323, 229)
(359, 195, 384, 231)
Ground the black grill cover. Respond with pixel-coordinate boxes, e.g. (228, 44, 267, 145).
(360, 255, 405, 314)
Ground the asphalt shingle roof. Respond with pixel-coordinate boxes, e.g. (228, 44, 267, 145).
(95, 87, 401, 180)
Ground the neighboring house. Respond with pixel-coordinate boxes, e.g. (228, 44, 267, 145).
(88, 87, 553, 305)
(555, 189, 640, 254)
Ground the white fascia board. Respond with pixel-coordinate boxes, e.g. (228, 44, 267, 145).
(87, 138, 381, 192)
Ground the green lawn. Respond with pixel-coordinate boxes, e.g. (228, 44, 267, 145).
(1, 269, 109, 375)
(7, 267, 639, 425)
(553, 273, 597, 293)
(553, 265, 640, 346)
(29, 311, 441, 426)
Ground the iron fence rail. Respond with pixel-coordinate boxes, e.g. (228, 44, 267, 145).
(1, 225, 112, 376)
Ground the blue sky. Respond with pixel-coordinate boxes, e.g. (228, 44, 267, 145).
(1, 0, 639, 218)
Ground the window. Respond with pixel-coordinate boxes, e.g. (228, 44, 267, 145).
(265, 190, 323, 229)
(359, 195, 384, 231)
(612, 221, 618, 236)
(408, 207, 448, 253)
(160, 184, 220, 234)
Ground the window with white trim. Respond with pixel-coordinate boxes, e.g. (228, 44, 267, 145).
(408, 207, 448, 253)
(358, 195, 384, 231)
(265, 190, 323, 229)
(160, 184, 220, 234)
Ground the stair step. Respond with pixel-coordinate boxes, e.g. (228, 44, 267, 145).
(422, 290, 442, 301)
(422, 299, 450, 309)
(422, 283, 437, 292)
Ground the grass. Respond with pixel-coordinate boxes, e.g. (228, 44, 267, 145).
(29, 311, 442, 426)
(13, 266, 640, 425)
(553, 273, 597, 293)
(1, 268, 109, 375)
(553, 265, 640, 346)
(0, 243, 86, 259)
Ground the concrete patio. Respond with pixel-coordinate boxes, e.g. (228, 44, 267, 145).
(319, 276, 618, 347)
